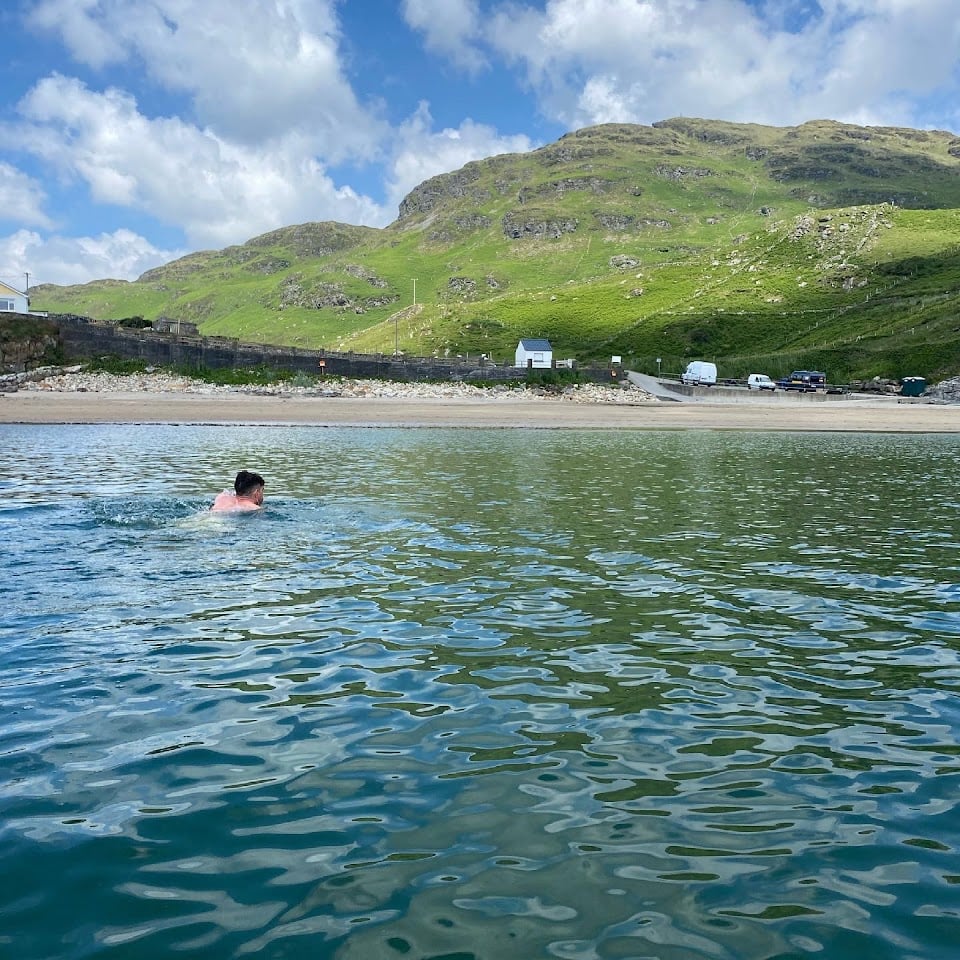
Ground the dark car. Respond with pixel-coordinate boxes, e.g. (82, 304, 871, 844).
(777, 370, 826, 392)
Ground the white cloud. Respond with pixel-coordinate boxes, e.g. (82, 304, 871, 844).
(0, 227, 184, 286)
(0, 162, 54, 228)
(27, 0, 127, 69)
(27, 0, 386, 157)
(486, 0, 960, 132)
(402, 0, 487, 73)
(385, 102, 535, 213)
(13, 75, 391, 250)
(13, 0, 959, 294)
(813, 1, 960, 122)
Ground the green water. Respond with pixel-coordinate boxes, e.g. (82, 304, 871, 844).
(1, 425, 958, 959)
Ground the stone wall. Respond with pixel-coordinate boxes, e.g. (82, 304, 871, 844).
(0, 314, 61, 371)
(9, 312, 621, 385)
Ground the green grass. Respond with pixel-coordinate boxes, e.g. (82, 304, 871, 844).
(85, 354, 327, 387)
(32, 118, 960, 382)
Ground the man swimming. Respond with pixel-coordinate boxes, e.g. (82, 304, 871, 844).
(211, 470, 265, 512)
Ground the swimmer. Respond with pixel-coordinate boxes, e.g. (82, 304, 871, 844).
(211, 470, 265, 512)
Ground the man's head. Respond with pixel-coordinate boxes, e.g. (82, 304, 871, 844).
(234, 470, 265, 502)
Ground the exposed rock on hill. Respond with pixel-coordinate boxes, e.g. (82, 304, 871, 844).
(246, 222, 378, 257)
(398, 165, 484, 219)
(655, 165, 714, 181)
(344, 264, 388, 287)
(519, 178, 612, 202)
(502, 213, 579, 239)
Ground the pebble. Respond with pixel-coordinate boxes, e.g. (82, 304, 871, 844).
(7, 367, 658, 404)
(925, 376, 960, 403)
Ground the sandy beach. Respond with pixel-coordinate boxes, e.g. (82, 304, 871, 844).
(1, 370, 958, 431)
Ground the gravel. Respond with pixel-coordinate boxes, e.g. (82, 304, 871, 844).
(4, 366, 658, 404)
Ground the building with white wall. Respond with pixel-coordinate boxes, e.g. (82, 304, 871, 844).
(515, 338, 553, 368)
(0, 280, 28, 314)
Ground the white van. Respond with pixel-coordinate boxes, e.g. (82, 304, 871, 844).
(681, 361, 717, 386)
(747, 373, 776, 391)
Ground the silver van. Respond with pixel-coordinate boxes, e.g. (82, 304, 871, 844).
(747, 373, 776, 391)
(681, 361, 717, 386)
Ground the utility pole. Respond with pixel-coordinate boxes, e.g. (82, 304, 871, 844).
(397, 278, 417, 357)
(24, 272, 30, 293)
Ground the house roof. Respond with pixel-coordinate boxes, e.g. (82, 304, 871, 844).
(518, 338, 552, 350)
(0, 280, 25, 297)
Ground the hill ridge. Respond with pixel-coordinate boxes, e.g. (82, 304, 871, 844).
(32, 116, 960, 382)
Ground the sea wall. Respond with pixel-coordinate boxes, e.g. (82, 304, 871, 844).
(5, 312, 621, 384)
(0, 314, 61, 371)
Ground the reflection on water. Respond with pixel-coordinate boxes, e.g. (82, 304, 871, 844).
(1, 425, 959, 959)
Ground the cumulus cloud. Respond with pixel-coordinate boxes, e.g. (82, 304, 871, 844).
(402, 0, 487, 73)
(27, 0, 386, 157)
(385, 102, 534, 214)
(27, 0, 127, 69)
(13, 75, 391, 250)
(485, 0, 960, 131)
(0, 163, 54, 228)
(0, 227, 184, 286)
(12, 0, 960, 292)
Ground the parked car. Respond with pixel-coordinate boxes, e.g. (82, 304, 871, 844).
(747, 373, 777, 391)
(681, 360, 717, 386)
(778, 370, 826, 392)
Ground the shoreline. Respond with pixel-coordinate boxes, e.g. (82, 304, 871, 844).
(2, 371, 959, 431)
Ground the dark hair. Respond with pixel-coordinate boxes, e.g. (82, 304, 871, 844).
(234, 470, 265, 496)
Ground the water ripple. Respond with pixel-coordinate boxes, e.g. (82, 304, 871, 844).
(2, 426, 959, 959)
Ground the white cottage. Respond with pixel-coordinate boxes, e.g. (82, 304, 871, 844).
(515, 338, 553, 369)
(0, 280, 29, 314)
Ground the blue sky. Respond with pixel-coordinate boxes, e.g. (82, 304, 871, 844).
(2, 0, 960, 288)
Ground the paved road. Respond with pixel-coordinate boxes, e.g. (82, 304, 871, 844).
(626, 371, 898, 406)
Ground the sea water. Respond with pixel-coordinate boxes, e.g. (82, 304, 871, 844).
(1, 424, 959, 960)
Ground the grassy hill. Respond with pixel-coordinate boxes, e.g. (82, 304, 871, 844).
(31, 117, 960, 382)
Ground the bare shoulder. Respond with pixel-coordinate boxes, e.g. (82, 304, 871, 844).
(211, 491, 238, 512)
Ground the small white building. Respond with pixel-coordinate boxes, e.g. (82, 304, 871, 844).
(0, 280, 29, 314)
(515, 338, 553, 369)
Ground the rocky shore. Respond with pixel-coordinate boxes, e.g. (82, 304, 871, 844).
(4, 364, 960, 432)
(925, 376, 960, 403)
(2, 366, 658, 404)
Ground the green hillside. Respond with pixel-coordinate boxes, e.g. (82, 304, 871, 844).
(31, 117, 960, 382)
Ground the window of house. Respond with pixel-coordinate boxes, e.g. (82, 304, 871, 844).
(0, 299, 15, 311)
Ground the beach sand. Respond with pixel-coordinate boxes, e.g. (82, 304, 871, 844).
(2, 385, 958, 431)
